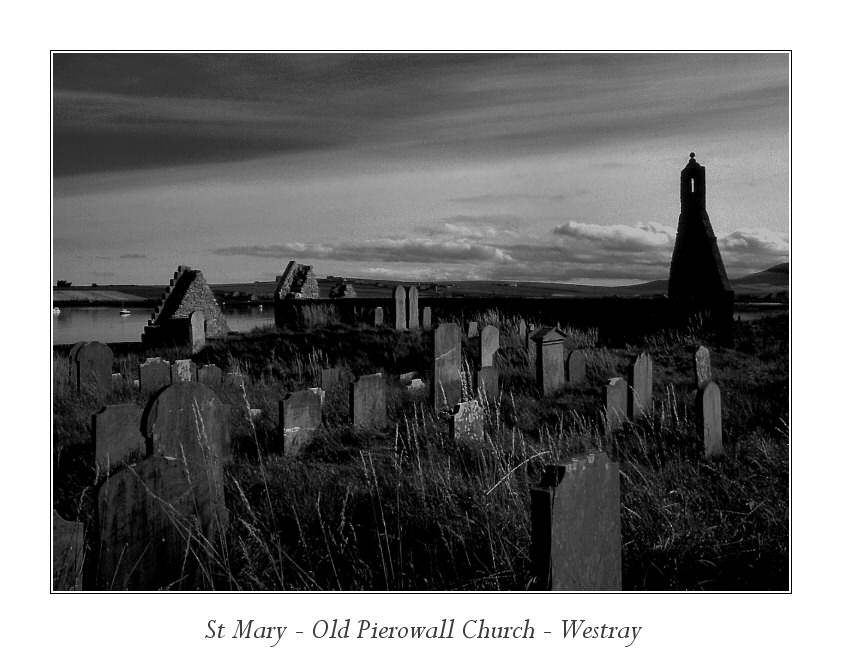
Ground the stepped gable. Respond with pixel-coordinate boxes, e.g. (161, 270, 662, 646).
(668, 153, 732, 300)
(275, 261, 320, 299)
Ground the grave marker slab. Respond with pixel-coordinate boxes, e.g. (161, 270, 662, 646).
(694, 345, 712, 389)
(197, 364, 222, 387)
(76, 341, 114, 392)
(534, 327, 565, 395)
(408, 286, 419, 329)
(173, 359, 197, 383)
(476, 367, 499, 401)
(432, 323, 462, 411)
(696, 381, 723, 457)
(627, 352, 653, 419)
(480, 325, 500, 368)
(321, 367, 341, 391)
(93, 404, 145, 471)
(374, 306, 384, 326)
(603, 377, 628, 435)
(393, 285, 406, 330)
(422, 306, 432, 329)
(518, 319, 527, 339)
(450, 400, 484, 441)
(350, 373, 386, 427)
(53, 510, 84, 591)
(280, 388, 323, 456)
(467, 321, 478, 338)
(139, 358, 171, 394)
(189, 310, 206, 354)
(407, 378, 427, 394)
(530, 451, 621, 590)
(566, 350, 587, 385)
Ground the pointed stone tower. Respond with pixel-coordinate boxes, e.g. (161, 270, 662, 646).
(668, 153, 731, 300)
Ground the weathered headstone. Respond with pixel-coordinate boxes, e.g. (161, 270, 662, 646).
(224, 371, 245, 388)
(432, 323, 462, 411)
(603, 377, 628, 435)
(173, 359, 197, 383)
(627, 352, 653, 419)
(467, 321, 478, 338)
(530, 451, 621, 590)
(694, 345, 712, 389)
(696, 381, 723, 457)
(450, 400, 484, 441)
(76, 341, 114, 392)
(93, 404, 145, 471)
(393, 285, 406, 331)
(422, 306, 432, 329)
(408, 286, 419, 329)
(189, 310, 206, 354)
(96, 455, 228, 590)
(350, 373, 386, 427)
(475, 366, 499, 402)
(518, 319, 527, 339)
(534, 327, 565, 395)
(399, 371, 419, 385)
(197, 364, 222, 388)
(321, 367, 341, 391)
(407, 378, 426, 394)
(526, 327, 541, 355)
(111, 373, 123, 389)
(480, 325, 500, 368)
(566, 350, 587, 385)
(53, 510, 84, 591)
(139, 358, 171, 395)
(374, 306, 384, 326)
(280, 388, 323, 456)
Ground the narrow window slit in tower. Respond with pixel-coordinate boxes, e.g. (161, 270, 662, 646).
(690, 178, 695, 193)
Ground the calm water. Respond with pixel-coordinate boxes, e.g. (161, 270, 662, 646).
(52, 305, 275, 345)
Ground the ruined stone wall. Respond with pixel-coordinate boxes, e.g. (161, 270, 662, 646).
(168, 271, 228, 337)
(275, 261, 320, 299)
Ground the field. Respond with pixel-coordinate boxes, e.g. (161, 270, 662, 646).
(52, 308, 789, 591)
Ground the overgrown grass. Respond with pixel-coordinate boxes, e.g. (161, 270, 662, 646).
(52, 313, 789, 590)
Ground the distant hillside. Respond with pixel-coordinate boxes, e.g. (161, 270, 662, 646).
(731, 262, 789, 297)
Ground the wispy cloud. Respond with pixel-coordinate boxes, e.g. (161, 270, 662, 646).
(119, 253, 147, 259)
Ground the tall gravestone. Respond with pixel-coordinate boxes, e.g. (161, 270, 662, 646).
(530, 451, 621, 590)
(197, 364, 222, 388)
(566, 350, 587, 385)
(93, 404, 145, 471)
(694, 345, 712, 388)
(422, 306, 432, 329)
(480, 325, 500, 368)
(467, 321, 478, 338)
(76, 341, 114, 392)
(350, 373, 386, 427)
(475, 366, 499, 402)
(96, 455, 227, 590)
(518, 319, 527, 340)
(139, 358, 171, 395)
(603, 377, 628, 435)
(450, 400, 484, 441)
(432, 323, 462, 411)
(696, 381, 723, 457)
(374, 306, 384, 327)
(393, 285, 406, 331)
(408, 286, 419, 329)
(189, 310, 206, 354)
(53, 510, 85, 591)
(280, 388, 323, 456)
(173, 359, 197, 382)
(534, 327, 565, 395)
(627, 352, 653, 419)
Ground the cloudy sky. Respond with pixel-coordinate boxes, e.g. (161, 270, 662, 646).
(52, 53, 789, 286)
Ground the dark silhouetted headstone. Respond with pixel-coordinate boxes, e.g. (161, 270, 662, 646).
(408, 286, 419, 329)
(350, 373, 386, 427)
(476, 366, 499, 402)
(627, 352, 653, 419)
(280, 388, 323, 456)
(480, 325, 500, 368)
(76, 341, 114, 392)
(197, 364, 222, 388)
(531, 451, 621, 590)
(432, 323, 462, 411)
(534, 327, 565, 396)
(53, 510, 84, 591)
(603, 377, 628, 435)
(694, 345, 712, 389)
(696, 381, 723, 457)
(93, 404, 145, 471)
(566, 350, 587, 385)
(139, 358, 171, 395)
(393, 285, 406, 331)
(450, 400, 483, 441)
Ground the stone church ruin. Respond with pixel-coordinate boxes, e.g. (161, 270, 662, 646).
(275, 261, 320, 299)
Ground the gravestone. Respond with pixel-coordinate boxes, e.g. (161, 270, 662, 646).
(475, 366, 499, 402)
(374, 306, 384, 326)
(197, 364, 222, 388)
(189, 310, 206, 354)
(518, 319, 527, 339)
(280, 388, 323, 456)
(408, 286, 419, 329)
(350, 373, 386, 427)
(627, 352, 653, 419)
(407, 378, 426, 394)
(526, 327, 541, 356)
(534, 327, 565, 395)
(480, 325, 500, 368)
(467, 321, 478, 338)
(422, 306, 432, 329)
(530, 451, 621, 590)
(450, 400, 484, 441)
(139, 358, 171, 395)
(68, 341, 88, 382)
(566, 350, 587, 385)
(111, 373, 123, 389)
(53, 510, 84, 591)
(93, 404, 145, 471)
(694, 345, 712, 389)
(224, 371, 245, 388)
(76, 341, 114, 392)
(173, 359, 197, 382)
(432, 323, 462, 411)
(399, 371, 419, 385)
(393, 285, 406, 330)
(603, 377, 628, 435)
(696, 381, 723, 457)
(321, 367, 341, 392)
(96, 455, 228, 590)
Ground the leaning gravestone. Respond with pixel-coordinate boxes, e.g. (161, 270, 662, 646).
(422, 306, 432, 329)
(76, 341, 114, 392)
(139, 358, 171, 395)
(96, 455, 227, 590)
(93, 404, 145, 471)
(694, 345, 712, 389)
(321, 367, 341, 392)
(432, 323, 462, 411)
(603, 377, 628, 435)
(534, 327, 565, 396)
(53, 510, 84, 591)
(566, 350, 587, 385)
(450, 400, 484, 441)
(393, 285, 406, 331)
(530, 451, 621, 590)
(374, 306, 384, 326)
(696, 381, 723, 457)
(480, 325, 500, 368)
(627, 352, 653, 419)
(189, 310, 206, 354)
(475, 366, 499, 402)
(197, 364, 222, 388)
(173, 359, 197, 383)
(350, 373, 386, 427)
(408, 286, 419, 329)
(280, 388, 323, 456)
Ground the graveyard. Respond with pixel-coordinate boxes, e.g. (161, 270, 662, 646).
(52, 297, 788, 591)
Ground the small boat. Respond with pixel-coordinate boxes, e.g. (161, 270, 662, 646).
(119, 307, 131, 316)
(52, 306, 61, 315)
